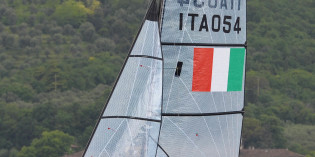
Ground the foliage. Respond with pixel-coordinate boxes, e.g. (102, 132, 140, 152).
(17, 130, 74, 157)
(243, 115, 286, 149)
(52, 0, 91, 27)
(0, 0, 313, 155)
(284, 124, 315, 155)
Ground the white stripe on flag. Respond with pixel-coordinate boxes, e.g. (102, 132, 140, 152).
(211, 48, 230, 92)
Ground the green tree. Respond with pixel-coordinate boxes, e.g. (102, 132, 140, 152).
(259, 115, 287, 148)
(18, 130, 74, 157)
(242, 117, 264, 148)
(306, 151, 315, 157)
(51, 0, 90, 27)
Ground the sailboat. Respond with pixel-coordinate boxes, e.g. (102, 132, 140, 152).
(83, 0, 246, 156)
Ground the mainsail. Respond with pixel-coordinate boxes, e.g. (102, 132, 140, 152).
(83, 0, 163, 156)
(84, 0, 246, 156)
(157, 0, 246, 156)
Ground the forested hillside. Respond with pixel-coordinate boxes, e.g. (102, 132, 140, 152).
(0, 0, 314, 156)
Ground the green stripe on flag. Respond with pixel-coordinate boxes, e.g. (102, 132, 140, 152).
(227, 48, 245, 91)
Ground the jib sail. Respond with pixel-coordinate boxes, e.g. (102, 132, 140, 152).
(158, 0, 246, 156)
(83, 0, 162, 156)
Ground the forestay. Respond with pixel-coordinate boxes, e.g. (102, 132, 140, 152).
(158, 0, 247, 156)
(83, 1, 163, 156)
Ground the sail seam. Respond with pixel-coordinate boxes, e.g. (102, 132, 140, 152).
(162, 111, 244, 116)
(129, 55, 163, 60)
(161, 42, 246, 47)
(102, 116, 161, 122)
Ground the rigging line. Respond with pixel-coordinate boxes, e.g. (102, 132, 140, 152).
(125, 21, 150, 116)
(165, 0, 192, 112)
(180, 1, 192, 43)
(222, 92, 232, 157)
(179, 78, 221, 157)
(184, 27, 194, 43)
(211, 94, 228, 157)
(165, 117, 206, 157)
(157, 145, 170, 157)
(126, 120, 136, 152)
(148, 134, 170, 157)
(98, 119, 125, 157)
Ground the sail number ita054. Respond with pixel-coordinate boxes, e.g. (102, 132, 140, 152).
(161, 0, 246, 44)
(179, 13, 241, 34)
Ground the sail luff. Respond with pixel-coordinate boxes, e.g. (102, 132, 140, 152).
(155, 0, 165, 156)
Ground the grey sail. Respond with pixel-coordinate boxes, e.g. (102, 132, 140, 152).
(84, 0, 247, 156)
(83, 0, 162, 156)
(158, 0, 247, 157)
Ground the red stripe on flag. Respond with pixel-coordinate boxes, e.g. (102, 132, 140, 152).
(192, 48, 214, 92)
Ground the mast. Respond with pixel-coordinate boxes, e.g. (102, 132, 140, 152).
(157, 0, 247, 156)
(83, 0, 162, 156)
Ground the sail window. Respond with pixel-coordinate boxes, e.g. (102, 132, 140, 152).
(175, 61, 183, 77)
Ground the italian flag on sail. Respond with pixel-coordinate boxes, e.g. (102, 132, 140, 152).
(192, 48, 246, 92)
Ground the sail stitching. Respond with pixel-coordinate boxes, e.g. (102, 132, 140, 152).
(152, 22, 156, 56)
(126, 120, 136, 152)
(164, 0, 192, 112)
(104, 148, 110, 157)
(146, 32, 153, 155)
(124, 21, 149, 118)
(184, 27, 194, 43)
(165, 117, 206, 157)
(179, 77, 221, 157)
(236, 92, 240, 156)
(211, 93, 228, 157)
(230, 92, 236, 157)
(98, 119, 125, 157)
(222, 92, 232, 157)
